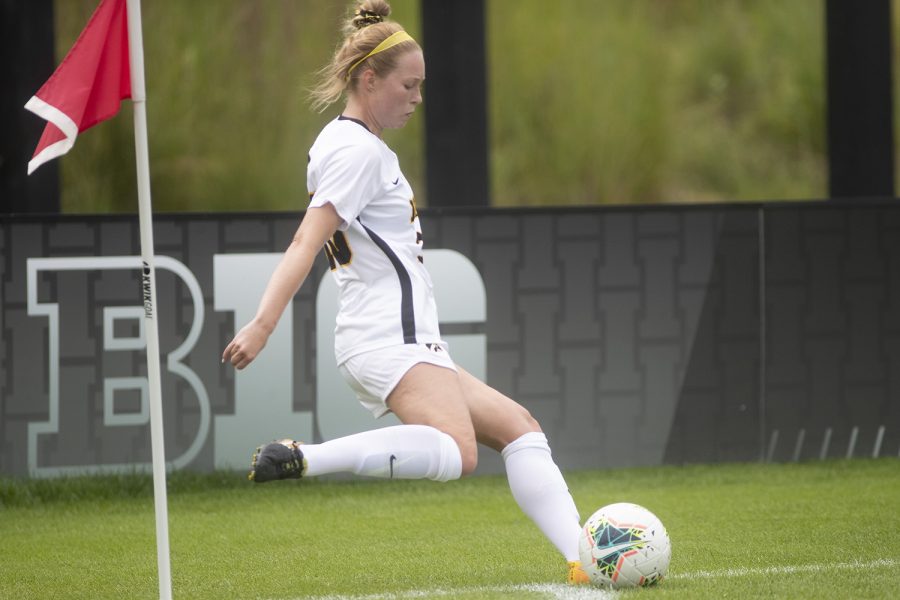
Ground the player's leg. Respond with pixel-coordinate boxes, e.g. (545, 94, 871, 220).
(297, 359, 475, 481)
(456, 366, 584, 573)
(385, 362, 479, 476)
(251, 347, 470, 483)
(304, 420, 464, 480)
(250, 420, 462, 482)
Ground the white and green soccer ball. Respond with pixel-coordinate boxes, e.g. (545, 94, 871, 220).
(578, 502, 671, 588)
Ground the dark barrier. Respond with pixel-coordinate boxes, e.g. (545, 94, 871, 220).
(2, 202, 898, 476)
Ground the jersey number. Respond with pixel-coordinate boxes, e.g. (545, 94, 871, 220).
(324, 231, 352, 270)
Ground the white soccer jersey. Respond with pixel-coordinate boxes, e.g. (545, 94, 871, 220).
(307, 116, 443, 364)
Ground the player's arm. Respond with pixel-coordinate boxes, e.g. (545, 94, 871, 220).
(222, 204, 342, 369)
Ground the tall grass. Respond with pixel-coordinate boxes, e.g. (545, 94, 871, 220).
(488, 0, 826, 205)
(51, 1, 850, 211)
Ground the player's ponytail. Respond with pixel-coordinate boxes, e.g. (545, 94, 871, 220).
(309, 1, 419, 113)
(346, 0, 391, 33)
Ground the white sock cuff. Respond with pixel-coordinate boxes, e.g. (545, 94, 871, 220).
(434, 429, 463, 482)
(501, 431, 550, 461)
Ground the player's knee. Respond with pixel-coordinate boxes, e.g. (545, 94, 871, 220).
(517, 404, 541, 433)
(502, 403, 541, 442)
(489, 405, 542, 451)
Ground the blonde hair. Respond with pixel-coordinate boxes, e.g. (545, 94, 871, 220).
(309, 1, 419, 113)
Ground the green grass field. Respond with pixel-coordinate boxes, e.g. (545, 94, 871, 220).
(2, 460, 899, 599)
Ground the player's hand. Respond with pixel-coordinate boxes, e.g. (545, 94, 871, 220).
(222, 321, 270, 370)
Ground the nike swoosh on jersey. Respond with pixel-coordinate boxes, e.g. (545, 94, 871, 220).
(392, 177, 400, 185)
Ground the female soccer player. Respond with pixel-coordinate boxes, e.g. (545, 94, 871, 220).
(222, 0, 589, 585)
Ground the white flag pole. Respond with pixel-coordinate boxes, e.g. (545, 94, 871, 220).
(125, 1, 173, 599)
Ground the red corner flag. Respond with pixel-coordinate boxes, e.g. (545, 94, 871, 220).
(25, 0, 131, 175)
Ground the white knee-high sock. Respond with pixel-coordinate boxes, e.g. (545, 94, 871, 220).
(502, 432, 582, 562)
(300, 424, 462, 482)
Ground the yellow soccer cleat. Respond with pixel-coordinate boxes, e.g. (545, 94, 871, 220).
(567, 560, 591, 585)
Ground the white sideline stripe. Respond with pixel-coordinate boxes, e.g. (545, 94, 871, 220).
(670, 557, 900, 580)
(296, 584, 618, 600)
(290, 557, 900, 600)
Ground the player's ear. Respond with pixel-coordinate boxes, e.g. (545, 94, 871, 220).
(362, 68, 377, 93)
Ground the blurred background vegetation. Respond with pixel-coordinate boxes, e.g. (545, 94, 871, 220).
(52, 0, 900, 212)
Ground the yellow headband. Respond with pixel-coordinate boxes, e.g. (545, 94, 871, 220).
(346, 30, 416, 80)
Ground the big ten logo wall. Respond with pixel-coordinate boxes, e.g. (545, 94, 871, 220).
(5, 207, 898, 477)
(0, 210, 758, 477)
(4, 225, 485, 476)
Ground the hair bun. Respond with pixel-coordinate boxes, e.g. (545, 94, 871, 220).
(353, 8, 384, 29)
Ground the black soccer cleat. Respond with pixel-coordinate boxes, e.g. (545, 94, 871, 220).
(249, 439, 307, 483)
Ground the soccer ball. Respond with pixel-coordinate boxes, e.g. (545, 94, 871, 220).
(578, 502, 671, 588)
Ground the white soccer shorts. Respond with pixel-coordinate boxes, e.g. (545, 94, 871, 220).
(338, 343, 458, 418)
